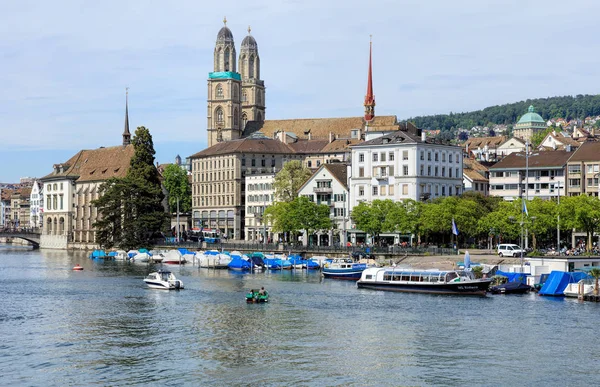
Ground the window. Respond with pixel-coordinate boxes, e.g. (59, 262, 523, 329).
(420, 151, 424, 161)
(388, 185, 394, 195)
(242, 158, 246, 166)
(380, 186, 387, 196)
(403, 165, 408, 176)
(359, 167, 364, 177)
(428, 166, 431, 176)
(261, 159, 266, 167)
(216, 84, 223, 98)
(308, 161, 312, 168)
(435, 152, 439, 161)
(215, 107, 224, 125)
(569, 165, 581, 174)
(359, 153, 365, 162)
(455, 168, 459, 178)
(251, 159, 256, 167)
(428, 152, 431, 161)
(271, 159, 276, 167)
(381, 153, 386, 162)
(373, 153, 378, 162)
(317, 160, 321, 167)
(242, 91, 247, 102)
(389, 152, 395, 161)
(372, 186, 378, 196)
(456, 154, 459, 163)
(403, 150, 408, 161)
(359, 186, 365, 196)
(442, 153, 446, 162)
(442, 186, 446, 196)
(420, 165, 424, 176)
(449, 168, 453, 178)
(449, 154, 453, 163)
(402, 184, 408, 195)
(442, 167, 445, 177)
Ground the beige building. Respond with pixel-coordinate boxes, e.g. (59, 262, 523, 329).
(40, 97, 134, 249)
(513, 105, 547, 142)
(10, 187, 31, 229)
(565, 142, 600, 197)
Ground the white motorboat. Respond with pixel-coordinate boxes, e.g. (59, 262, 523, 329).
(114, 250, 129, 260)
(563, 280, 595, 298)
(143, 270, 184, 290)
(132, 252, 150, 263)
(162, 250, 187, 265)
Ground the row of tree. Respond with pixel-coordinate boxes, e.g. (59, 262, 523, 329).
(409, 94, 600, 132)
(351, 192, 600, 252)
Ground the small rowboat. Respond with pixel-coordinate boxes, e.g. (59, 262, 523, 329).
(72, 264, 84, 271)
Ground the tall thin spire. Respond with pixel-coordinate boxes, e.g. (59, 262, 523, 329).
(364, 35, 375, 122)
(123, 87, 131, 146)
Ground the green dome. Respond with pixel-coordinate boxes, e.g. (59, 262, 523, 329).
(517, 105, 545, 124)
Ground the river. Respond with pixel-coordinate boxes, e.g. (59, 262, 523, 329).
(1, 246, 599, 386)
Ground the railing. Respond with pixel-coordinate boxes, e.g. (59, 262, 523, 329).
(313, 187, 333, 193)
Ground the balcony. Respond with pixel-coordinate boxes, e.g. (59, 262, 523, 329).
(313, 187, 333, 194)
(374, 174, 389, 181)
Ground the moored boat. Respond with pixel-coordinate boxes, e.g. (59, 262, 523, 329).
(563, 279, 595, 298)
(143, 270, 184, 290)
(489, 281, 532, 294)
(196, 250, 231, 268)
(322, 258, 367, 280)
(357, 267, 493, 295)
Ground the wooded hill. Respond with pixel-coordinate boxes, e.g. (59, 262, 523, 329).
(408, 94, 600, 131)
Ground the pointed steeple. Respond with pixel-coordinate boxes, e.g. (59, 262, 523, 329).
(123, 88, 131, 146)
(364, 36, 375, 122)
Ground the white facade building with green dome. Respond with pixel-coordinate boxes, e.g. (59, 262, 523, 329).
(513, 105, 547, 142)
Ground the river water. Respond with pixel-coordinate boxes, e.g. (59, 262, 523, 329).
(1, 246, 599, 386)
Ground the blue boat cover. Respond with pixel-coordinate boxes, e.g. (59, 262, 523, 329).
(228, 256, 251, 270)
(496, 270, 529, 284)
(177, 248, 189, 254)
(539, 271, 591, 296)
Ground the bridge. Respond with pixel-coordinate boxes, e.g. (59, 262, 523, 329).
(0, 230, 41, 248)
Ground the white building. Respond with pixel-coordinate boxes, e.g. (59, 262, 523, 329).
(297, 163, 349, 246)
(496, 137, 526, 159)
(244, 173, 275, 242)
(489, 150, 572, 201)
(349, 128, 463, 208)
(29, 180, 43, 229)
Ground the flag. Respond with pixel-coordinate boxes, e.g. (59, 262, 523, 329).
(522, 200, 528, 217)
(452, 218, 459, 236)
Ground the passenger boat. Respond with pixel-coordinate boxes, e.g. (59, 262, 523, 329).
(322, 258, 368, 280)
(143, 270, 184, 290)
(357, 267, 493, 295)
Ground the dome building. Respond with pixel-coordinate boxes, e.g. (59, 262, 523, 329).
(513, 105, 546, 142)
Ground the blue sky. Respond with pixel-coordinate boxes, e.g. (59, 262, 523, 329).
(2, 0, 600, 182)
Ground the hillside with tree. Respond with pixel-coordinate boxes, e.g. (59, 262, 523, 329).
(408, 94, 600, 132)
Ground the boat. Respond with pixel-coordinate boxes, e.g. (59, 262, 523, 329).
(246, 288, 269, 303)
(489, 281, 532, 294)
(143, 270, 184, 290)
(563, 279, 595, 298)
(357, 267, 493, 295)
(72, 264, 84, 271)
(196, 250, 231, 268)
(162, 250, 187, 265)
(132, 252, 150, 263)
(89, 249, 107, 259)
(228, 255, 252, 271)
(322, 258, 368, 280)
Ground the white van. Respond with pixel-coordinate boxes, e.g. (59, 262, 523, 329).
(497, 244, 524, 257)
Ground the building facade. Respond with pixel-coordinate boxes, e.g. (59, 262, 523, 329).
(349, 129, 464, 209)
(244, 173, 275, 242)
(513, 105, 547, 142)
(30, 180, 43, 228)
(565, 142, 600, 197)
(297, 164, 349, 246)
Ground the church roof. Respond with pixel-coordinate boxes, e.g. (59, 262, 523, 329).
(242, 115, 398, 139)
(190, 137, 294, 158)
(241, 34, 257, 50)
(217, 26, 234, 43)
(41, 145, 135, 182)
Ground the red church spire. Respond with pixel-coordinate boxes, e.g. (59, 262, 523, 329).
(364, 36, 375, 121)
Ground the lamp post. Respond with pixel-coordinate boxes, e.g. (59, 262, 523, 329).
(176, 196, 180, 244)
(556, 182, 561, 253)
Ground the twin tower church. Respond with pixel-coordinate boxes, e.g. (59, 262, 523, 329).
(207, 19, 266, 147)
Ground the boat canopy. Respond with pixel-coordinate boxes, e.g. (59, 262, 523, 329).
(495, 270, 529, 284)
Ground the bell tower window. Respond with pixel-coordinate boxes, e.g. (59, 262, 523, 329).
(215, 107, 224, 125)
(242, 91, 247, 102)
(242, 113, 248, 128)
(224, 48, 230, 71)
(216, 84, 223, 99)
(249, 55, 255, 78)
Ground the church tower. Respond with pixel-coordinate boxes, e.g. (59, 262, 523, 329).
(207, 17, 243, 147)
(123, 88, 131, 146)
(239, 26, 265, 130)
(363, 37, 375, 122)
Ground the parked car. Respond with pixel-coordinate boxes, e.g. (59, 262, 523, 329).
(497, 244, 525, 257)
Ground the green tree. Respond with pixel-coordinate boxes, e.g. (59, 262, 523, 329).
(264, 197, 331, 245)
(93, 126, 167, 250)
(589, 268, 600, 296)
(162, 164, 192, 213)
(264, 201, 295, 241)
(351, 200, 395, 245)
(559, 195, 600, 252)
(273, 160, 312, 202)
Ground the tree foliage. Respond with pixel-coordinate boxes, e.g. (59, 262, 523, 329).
(273, 160, 312, 202)
(264, 197, 331, 245)
(93, 126, 167, 250)
(559, 195, 600, 251)
(410, 94, 600, 131)
(162, 164, 192, 213)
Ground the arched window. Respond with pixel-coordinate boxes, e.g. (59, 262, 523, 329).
(255, 56, 260, 79)
(233, 84, 238, 99)
(216, 84, 223, 98)
(249, 55, 255, 78)
(242, 91, 247, 102)
(224, 48, 230, 71)
(234, 108, 239, 127)
(242, 113, 248, 128)
(215, 107, 224, 125)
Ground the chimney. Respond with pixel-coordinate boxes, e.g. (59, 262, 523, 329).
(329, 132, 334, 143)
(308, 131, 312, 140)
(421, 131, 426, 142)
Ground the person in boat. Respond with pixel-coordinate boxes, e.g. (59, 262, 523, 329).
(258, 287, 266, 296)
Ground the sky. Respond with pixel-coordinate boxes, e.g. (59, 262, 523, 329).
(1, 0, 600, 182)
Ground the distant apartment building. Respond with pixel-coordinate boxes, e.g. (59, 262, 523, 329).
(489, 150, 572, 201)
(463, 159, 489, 196)
(565, 142, 600, 197)
(30, 180, 43, 228)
